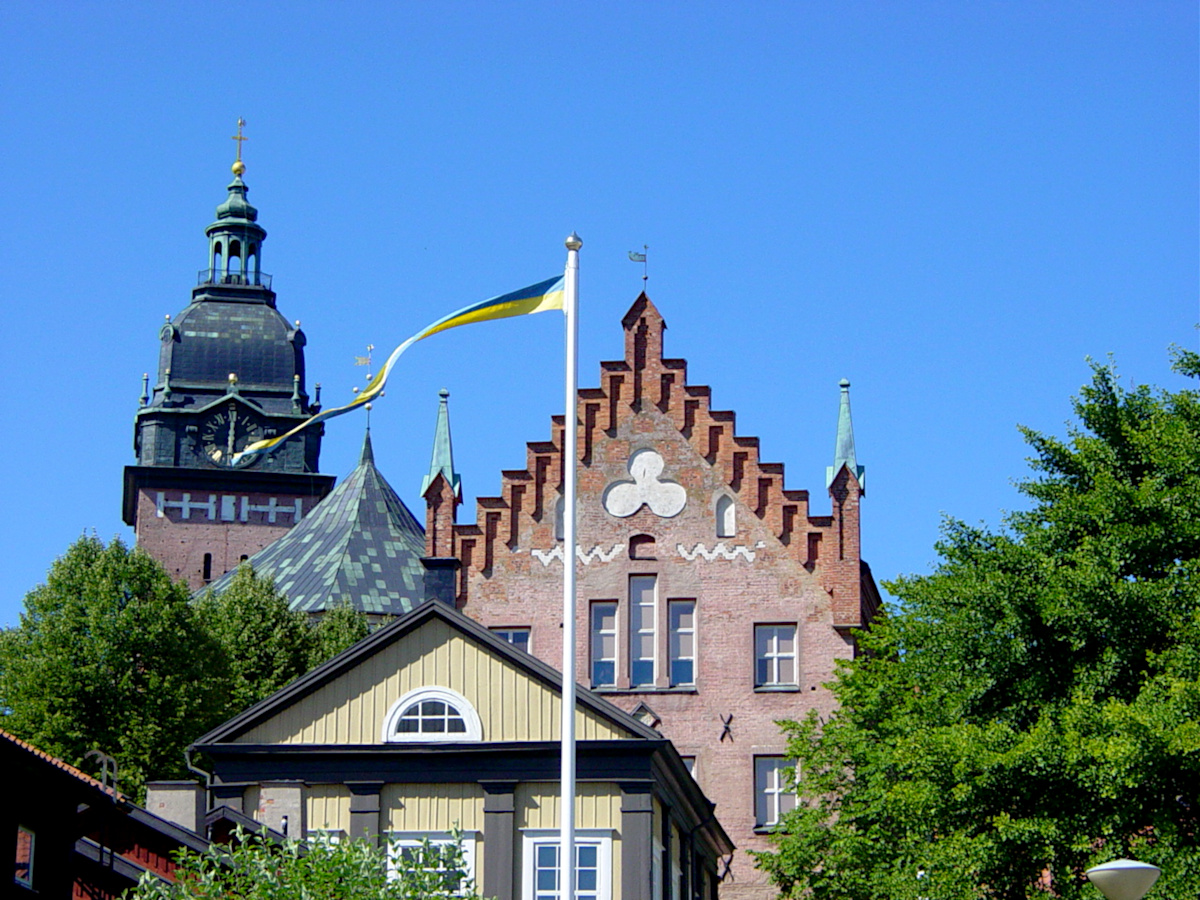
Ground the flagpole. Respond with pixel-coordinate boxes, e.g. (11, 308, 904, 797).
(560, 231, 581, 900)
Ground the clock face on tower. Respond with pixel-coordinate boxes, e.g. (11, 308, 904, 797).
(201, 405, 265, 468)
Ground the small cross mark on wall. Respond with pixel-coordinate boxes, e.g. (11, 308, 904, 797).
(719, 713, 734, 742)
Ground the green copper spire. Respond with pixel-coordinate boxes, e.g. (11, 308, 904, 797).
(826, 378, 866, 490)
(420, 389, 461, 499)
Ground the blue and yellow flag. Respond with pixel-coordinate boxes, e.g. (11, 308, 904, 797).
(233, 275, 565, 464)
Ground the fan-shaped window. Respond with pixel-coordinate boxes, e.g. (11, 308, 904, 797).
(381, 687, 482, 743)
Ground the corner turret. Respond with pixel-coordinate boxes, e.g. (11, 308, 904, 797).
(422, 389, 461, 560)
(826, 379, 866, 491)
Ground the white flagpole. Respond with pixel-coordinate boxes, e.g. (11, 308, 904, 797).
(559, 231, 582, 900)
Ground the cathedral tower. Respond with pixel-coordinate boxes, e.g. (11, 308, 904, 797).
(123, 132, 335, 590)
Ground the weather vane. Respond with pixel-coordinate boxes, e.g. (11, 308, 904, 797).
(628, 245, 648, 286)
(354, 344, 376, 383)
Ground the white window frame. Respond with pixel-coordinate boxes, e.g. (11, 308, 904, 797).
(755, 624, 798, 688)
(381, 686, 483, 742)
(387, 831, 478, 895)
(305, 828, 345, 844)
(754, 757, 797, 828)
(629, 575, 657, 687)
(590, 601, 618, 688)
(668, 599, 696, 687)
(521, 829, 613, 900)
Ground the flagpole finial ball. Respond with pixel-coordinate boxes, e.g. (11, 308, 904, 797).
(565, 232, 582, 251)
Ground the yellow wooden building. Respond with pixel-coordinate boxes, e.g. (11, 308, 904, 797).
(186, 600, 733, 900)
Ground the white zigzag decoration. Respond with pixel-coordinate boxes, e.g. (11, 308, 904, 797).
(531, 543, 625, 567)
(676, 541, 766, 562)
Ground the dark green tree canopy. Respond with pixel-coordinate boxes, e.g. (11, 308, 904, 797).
(0, 536, 226, 798)
(0, 543, 370, 800)
(757, 354, 1200, 900)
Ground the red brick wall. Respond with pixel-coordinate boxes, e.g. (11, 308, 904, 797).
(440, 295, 874, 900)
(135, 488, 309, 591)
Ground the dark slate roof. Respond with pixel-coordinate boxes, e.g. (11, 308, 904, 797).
(204, 431, 428, 615)
(158, 299, 300, 390)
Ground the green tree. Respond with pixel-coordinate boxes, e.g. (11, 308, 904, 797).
(194, 565, 317, 718)
(194, 564, 370, 720)
(132, 827, 480, 900)
(310, 599, 372, 669)
(757, 355, 1200, 900)
(0, 535, 226, 799)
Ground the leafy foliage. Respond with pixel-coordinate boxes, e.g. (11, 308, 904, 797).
(193, 565, 367, 720)
(756, 355, 1200, 900)
(0, 545, 370, 800)
(132, 827, 480, 900)
(0, 535, 226, 798)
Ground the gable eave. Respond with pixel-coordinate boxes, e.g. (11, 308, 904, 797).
(192, 600, 663, 746)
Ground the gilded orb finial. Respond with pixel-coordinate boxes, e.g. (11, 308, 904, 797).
(231, 117, 248, 176)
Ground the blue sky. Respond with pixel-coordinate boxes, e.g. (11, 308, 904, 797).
(0, 2, 1195, 625)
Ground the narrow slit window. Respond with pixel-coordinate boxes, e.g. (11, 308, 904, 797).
(629, 576, 657, 687)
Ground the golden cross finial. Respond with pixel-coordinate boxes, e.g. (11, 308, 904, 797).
(232, 118, 248, 161)
(231, 118, 248, 175)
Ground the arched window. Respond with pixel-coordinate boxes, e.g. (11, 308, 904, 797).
(554, 495, 565, 541)
(228, 240, 242, 283)
(211, 243, 223, 280)
(382, 687, 482, 743)
(715, 495, 736, 538)
(629, 534, 657, 559)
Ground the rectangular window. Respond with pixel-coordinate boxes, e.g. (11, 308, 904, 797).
(387, 832, 476, 896)
(522, 832, 611, 900)
(629, 575, 657, 687)
(590, 602, 617, 687)
(492, 627, 531, 654)
(755, 624, 797, 687)
(680, 757, 697, 780)
(668, 600, 696, 686)
(754, 757, 797, 828)
(14, 827, 33, 888)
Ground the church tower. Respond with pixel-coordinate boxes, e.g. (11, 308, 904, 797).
(123, 127, 335, 591)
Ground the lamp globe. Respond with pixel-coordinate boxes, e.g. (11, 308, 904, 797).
(1086, 859, 1161, 900)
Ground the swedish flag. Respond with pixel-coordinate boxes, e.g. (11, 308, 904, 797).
(234, 275, 565, 463)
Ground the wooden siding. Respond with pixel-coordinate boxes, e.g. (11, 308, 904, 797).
(515, 782, 623, 830)
(381, 783, 485, 832)
(306, 784, 351, 833)
(243, 784, 260, 821)
(236, 619, 630, 745)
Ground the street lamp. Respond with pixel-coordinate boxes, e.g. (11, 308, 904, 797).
(1086, 859, 1161, 900)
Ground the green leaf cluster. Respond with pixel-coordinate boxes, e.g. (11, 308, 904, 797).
(131, 826, 482, 900)
(194, 565, 369, 718)
(756, 354, 1200, 900)
(0, 542, 369, 801)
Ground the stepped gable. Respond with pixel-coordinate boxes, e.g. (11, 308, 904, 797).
(205, 431, 426, 616)
(438, 293, 876, 630)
